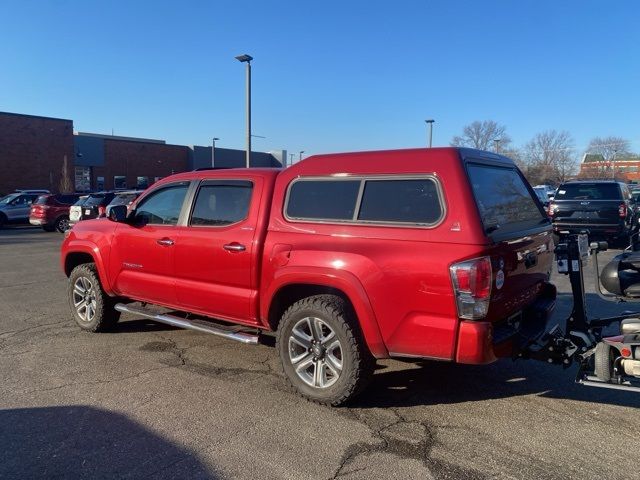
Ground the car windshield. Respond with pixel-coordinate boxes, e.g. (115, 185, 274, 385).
(72, 196, 88, 206)
(0, 193, 20, 205)
(108, 193, 138, 206)
(84, 194, 109, 207)
(555, 183, 622, 200)
(34, 195, 50, 205)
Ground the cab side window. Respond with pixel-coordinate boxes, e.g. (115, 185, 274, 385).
(133, 184, 188, 226)
(190, 181, 253, 227)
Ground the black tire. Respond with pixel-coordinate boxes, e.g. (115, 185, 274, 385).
(276, 294, 374, 406)
(594, 342, 615, 382)
(68, 263, 120, 332)
(54, 215, 70, 233)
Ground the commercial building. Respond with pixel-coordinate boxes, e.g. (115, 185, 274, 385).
(579, 153, 640, 182)
(0, 111, 284, 195)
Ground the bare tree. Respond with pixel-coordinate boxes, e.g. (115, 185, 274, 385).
(59, 155, 74, 193)
(450, 120, 512, 151)
(586, 136, 631, 161)
(522, 130, 577, 185)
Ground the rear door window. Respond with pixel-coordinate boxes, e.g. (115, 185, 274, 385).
(190, 181, 253, 226)
(467, 163, 546, 237)
(555, 183, 622, 200)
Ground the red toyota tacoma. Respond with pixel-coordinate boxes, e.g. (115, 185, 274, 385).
(61, 147, 556, 405)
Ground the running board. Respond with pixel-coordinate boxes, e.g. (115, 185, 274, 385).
(114, 303, 259, 345)
(578, 375, 640, 393)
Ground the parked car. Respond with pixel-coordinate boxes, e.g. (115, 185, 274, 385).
(73, 191, 116, 224)
(61, 147, 555, 405)
(549, 180, 637, 244)
(0, 191, 48, 227)
(105, 190, 143, 218)
(533, 186, 550, 208)
(534, 184, 555, 200)
(29, 193, 82, 232)
(69, 196, 90, 227)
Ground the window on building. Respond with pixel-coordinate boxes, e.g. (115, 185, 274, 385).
(114, 176, 127, 190)
(75, 167, 91, 192)
(190, 181, 253, 226)
(136, 176, 149, 190)
(286, 180, 361, 221)
(96, 177, 105, 191)
(133, 183, 189, 226)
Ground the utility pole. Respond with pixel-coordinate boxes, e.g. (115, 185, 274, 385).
(425, 119, 435, 148)
(211, 137, 219, 168)
(235, 54, 253, 168)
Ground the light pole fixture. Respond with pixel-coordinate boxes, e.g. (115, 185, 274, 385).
(425, 119, 435, 148)
(235, 53, 253, 168)
(289, 153, 295, 166)
(211, 137, 219, 168)
(494, 138, 501, 154)
(299, 150, 305, 161)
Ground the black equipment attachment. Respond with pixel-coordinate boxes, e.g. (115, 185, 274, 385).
(522, 231, 640, 393)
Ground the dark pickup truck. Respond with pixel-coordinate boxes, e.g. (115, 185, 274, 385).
(549, 180, 637, 243)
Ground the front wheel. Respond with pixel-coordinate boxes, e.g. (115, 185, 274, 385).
(68, 263, 120, 332)
(276, 295, 374, 406)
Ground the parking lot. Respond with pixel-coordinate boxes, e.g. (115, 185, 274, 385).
(1, 226, 639, 480)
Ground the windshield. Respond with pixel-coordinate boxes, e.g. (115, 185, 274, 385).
(467, 163, 546, 237)
(84, 194, 111, 207)
(72, 196, 88, 206)
(555, 183, 622, 200)
(0, 193, 20, 205)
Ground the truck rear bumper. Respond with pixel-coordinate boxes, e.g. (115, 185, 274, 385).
(553, 222, 625, 237)
(455, 282, 556, 364)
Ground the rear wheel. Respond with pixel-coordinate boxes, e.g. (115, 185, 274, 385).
(54, 216, 70, 233)
(276, 295, 374, 406)
(68, 263, 120, 332)
(594, 342, 615, 382)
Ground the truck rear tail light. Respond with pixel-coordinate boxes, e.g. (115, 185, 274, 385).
(619, 203, 627, 218)
(450, 256, 492, 320)
(98, 206, 106, 217)
(548, 203, 557, 217)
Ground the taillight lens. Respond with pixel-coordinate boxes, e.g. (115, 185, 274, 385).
(548, 203, 557, 217)
(450, 256, 492, 320)
(619, 203, 627, 218)
(98, 206, 106, 217)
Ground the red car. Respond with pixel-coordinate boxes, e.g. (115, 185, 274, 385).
(30, 193, 81, 232)
(61, 148, 556, 405)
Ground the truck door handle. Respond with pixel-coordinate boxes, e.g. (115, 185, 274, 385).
(223, 243, 246, 252)
(156, 238, 175, 246)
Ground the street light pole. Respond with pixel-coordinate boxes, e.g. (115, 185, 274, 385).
(211, 137, 219, 168)
(289, 153, 295, 166)
(235, 54, 253, 168)
(425, 119, 435, 148)
(299, 150, 305, 162)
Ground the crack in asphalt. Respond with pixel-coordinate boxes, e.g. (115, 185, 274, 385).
(328, 407, 486, 480)
(22, 365, 173, 395)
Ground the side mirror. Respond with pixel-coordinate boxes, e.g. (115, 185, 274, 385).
(108, 204, 128, 222)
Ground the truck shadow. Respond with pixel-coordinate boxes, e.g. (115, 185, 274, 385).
(354, 359, 640, 409)
(0, 405, 218, 479)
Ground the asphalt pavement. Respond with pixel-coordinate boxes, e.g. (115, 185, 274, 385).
(1, 226, 639, 480)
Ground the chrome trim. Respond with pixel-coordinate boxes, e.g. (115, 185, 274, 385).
(283, 173, 447, 229)
(114, 303, 259, 344)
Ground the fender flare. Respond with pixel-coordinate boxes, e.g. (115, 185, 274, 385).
(262, 266, 388, 358)
(62, 240, 114, 295)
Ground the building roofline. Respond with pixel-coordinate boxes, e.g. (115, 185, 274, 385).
(0, 111, 73, 123)
(76, 132, 166, 144)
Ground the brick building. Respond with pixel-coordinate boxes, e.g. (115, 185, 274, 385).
(579, 153, 640, 182)
(0, 112, 75, 195)
(1, 111, 283, 195)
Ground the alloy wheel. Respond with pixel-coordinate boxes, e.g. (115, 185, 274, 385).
(288, 316, 343, 388)
(72, 276, 97, 322)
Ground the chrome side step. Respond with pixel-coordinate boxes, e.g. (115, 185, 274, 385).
(114, 303, 259, 345)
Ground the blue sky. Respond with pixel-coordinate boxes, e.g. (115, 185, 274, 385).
(1, 1, 638, 159)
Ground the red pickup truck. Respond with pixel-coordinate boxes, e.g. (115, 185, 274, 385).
(61, 147, 556, 405)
